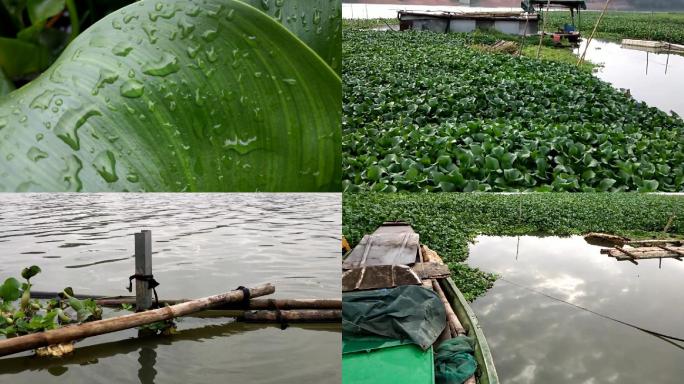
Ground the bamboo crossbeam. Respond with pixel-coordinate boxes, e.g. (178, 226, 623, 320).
(0, 283, 275, 357)
(28, 293, 340, 310)
(96, 298, 342, 310)
(241, 310, 341, 323)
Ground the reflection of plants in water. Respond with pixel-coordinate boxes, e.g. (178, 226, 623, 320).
(0, 266, 103, 336)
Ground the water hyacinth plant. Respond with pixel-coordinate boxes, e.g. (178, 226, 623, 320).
(0, 0, 342, 192)
(0, 266, 103, 337)
(343, 30, 684, 192)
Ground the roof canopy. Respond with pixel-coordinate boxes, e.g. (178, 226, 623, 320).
(523, 0, 587, 11)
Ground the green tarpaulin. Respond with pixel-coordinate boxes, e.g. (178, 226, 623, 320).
(342, 285, 446, 350)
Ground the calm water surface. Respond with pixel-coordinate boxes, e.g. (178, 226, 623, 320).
(0, 193, 341, 383)
(468, 235, 684, 384)
(577, 39, 684, 116)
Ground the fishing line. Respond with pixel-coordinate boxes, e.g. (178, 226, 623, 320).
(498, 277, 684, 348)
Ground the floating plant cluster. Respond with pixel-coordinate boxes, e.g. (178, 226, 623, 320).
(343, 30, 684, 192)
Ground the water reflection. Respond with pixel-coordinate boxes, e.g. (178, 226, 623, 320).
(469, 235, 684, 384)
(576, 39, 684, 116)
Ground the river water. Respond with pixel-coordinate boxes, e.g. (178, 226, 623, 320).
(0, 193, 341, 383)
(468, 235, 684, 384)
(576, 39, 684, 116)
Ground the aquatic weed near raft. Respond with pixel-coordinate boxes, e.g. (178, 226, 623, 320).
(0, 0, 341, 192)
(342, 193, 684, 299)
(342, 30, 684, 192)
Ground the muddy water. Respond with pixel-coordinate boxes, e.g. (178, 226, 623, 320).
(577, 39, 684, 116)
(468, 235, 684, 384)
(0, 193, 341, 383)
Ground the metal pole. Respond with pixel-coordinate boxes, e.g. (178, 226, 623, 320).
(134, 230, 153, 311)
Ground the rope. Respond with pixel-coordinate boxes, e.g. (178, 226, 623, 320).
(127, 274, 160, 308)
(499, 277, 684, 347)
(235, 286, 251, 308)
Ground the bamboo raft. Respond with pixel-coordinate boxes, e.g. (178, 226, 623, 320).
(0, 230, 341, 359)
(342, 222, 498, 384)
(622, 39, 684, 54)
(585, 233, 684, 264)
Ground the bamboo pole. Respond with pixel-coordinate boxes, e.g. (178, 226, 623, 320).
(0, 283, 275, 357)
(536, 0, 551, 59)
(241, 309, 341, 323)
(28, 293, 341, 311)
(577, 0, 613, 66)
(432, 280, 465, 336)
(95, 298, 342, 310)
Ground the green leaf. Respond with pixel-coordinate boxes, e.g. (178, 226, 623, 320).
(638, 179, 659, 192)
(240, 0, 341, 73)
(27, 0, 65, 24)
(21, 265, 41, 281)
(0, 278, 21, 302)
(484, 156, 500, 171)
(0, 37, 50, 77)
(0, 68, 14, 97)
(598, 178, 617, 192)
(0, 0, 340, 192)
(366, 165, 382, 181)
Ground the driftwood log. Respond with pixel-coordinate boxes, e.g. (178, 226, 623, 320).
(0, 283, 275, 357)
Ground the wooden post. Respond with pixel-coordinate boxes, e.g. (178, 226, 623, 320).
(0, 283, 275, 357)
(134, 230, 153, 311)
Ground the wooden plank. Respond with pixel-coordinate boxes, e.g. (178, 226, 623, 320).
(342, 265, 421, 292)
(412, 262, 451, 279)
(342, 232, 420, 269)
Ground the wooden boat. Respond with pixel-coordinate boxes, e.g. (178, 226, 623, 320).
(342, 222, 498, 384)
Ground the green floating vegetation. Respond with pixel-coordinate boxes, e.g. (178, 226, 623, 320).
(0, 266, 103, 337)
(546, 11, 684, 44)
(343, 193, 684, 299)
(343, 30, 684, 192)
(0, 0, 341, 192)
